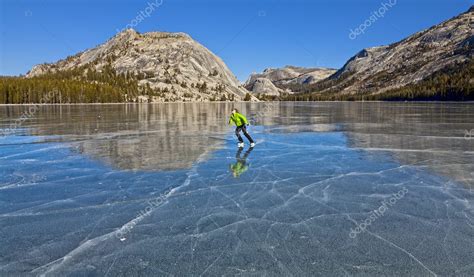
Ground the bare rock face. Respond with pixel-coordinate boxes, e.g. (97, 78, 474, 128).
(244, 66, 336, 96)
(246, 77, 284, 96)
(27, 29, 254, 102)
(326, 7, 474, 95)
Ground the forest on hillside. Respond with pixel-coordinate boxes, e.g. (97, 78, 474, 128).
(0, 62, 251, 104)
(0, 63, 156, 104)
(279, 60, 474, 101)
(1, 59, 472, 103)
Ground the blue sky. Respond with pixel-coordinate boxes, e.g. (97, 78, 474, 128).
(0, 0, 471, 81)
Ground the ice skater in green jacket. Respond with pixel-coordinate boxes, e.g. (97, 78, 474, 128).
(229, 108, 255, 148)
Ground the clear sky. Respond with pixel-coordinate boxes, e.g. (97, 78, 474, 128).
(0, 0, 471, 81)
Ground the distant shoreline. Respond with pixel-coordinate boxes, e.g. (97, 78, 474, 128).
(1, 101, 473, 106)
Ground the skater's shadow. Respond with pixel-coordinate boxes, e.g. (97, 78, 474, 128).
(229, 147, 254, 178)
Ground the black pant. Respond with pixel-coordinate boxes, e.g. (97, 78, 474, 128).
(235, 125, 254, 143)
(236, 146, 253, 162)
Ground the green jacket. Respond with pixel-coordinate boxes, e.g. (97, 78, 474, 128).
(230, 162, 249, 178)
(229, 112, 249, 126)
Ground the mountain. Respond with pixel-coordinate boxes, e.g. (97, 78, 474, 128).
(19, 29, 253, 103)
(2, 7, 472, 104)
(291, 7, 473, 100)
(245, 77, 283, 96)
(244, 66, 336, 96)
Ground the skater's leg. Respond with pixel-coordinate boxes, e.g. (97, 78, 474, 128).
(236, 147, 243, 159)
(235, 147, 245, 163)
(241, 125, 254, 143)
(243, 147, 253, 159)
(235, 127, 244, 143)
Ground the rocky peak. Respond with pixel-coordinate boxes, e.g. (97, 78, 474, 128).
(116, 28, 139, 38)
(316, 6, 473, 96)
(245, 66, 336, 96)
(27, 29, 255, 102)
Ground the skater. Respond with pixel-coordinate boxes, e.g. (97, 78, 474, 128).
(228, 108, 255, 148)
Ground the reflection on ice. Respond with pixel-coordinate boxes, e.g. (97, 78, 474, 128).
(229, 147, 253, 178)
(0, 102, 473, 275)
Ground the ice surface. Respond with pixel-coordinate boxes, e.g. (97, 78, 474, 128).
(0, 102, 473, 276)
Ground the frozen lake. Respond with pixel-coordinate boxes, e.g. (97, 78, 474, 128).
(1, 102, 473, 276)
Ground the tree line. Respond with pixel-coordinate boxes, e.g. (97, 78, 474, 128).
(0, 62, 252, 103)
(281, 60, 473, 101)
(0, 63, 153, 104)
(2, 59, 471, 103)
